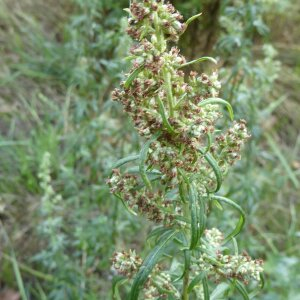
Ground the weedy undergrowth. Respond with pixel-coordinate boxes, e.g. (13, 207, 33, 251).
(107, 1, 264, 299)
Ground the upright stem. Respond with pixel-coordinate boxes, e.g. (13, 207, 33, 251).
(164, 69, 175, 118)
(182, 265, 190, 300)
(182, 200, 190, 300)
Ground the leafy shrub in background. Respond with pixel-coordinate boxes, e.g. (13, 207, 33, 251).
(0, 0, 138, 298)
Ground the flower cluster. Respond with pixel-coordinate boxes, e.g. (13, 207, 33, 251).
(214, 119, 251, 170)
(112, 250, 180, 299)
(106, 169, 178, 224)
(112, 250, 142, 277)
(112, 1, 250, 193)
(38, 152, 62, 215)
(126, 0, 185, 42)
(197, 228, 264, 284)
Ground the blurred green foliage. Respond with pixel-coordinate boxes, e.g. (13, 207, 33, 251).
(0, 0, 299, 299)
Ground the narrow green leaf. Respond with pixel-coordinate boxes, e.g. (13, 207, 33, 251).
(179, 56, 217, 69)
(129, 230, 177, 300)
(210, 195, 246, 243)
(174, 233, 190, 282)
(198, 195, 206, 239)
(124, 64, 144, 89)
(248, 273, 265, 298)
(232, 280, 250, 300)
(185, 13, 202, 26)
(187, 272, 205, 293)
(260, 273, 265, 289)
(157, 97, 176, 134)
(0, 140, 28, 147)
(232, 237, 239, 256)
(211, 282, 230, 300)
(11, 253, 28, 300)
(189, 184, 203, 249)
(174, 93, 187, 110)
(212, 199, 223, 210)
(114, 194, 137, 216)
(199, 150, 222, 193)
(189, 184, 199, 249)
(123, 8, 131, 14)
(199, 98, 234, 121)
(147, 226, 171, 242)
(204, 133, 212, 154)
(112, 276, 128, 300)
(202, 276, 210, 300)
(113, 155, 139, 169)
(139, 131, 161, 189)
(179, 181, 188, 203)
(2, 253, 53, 282)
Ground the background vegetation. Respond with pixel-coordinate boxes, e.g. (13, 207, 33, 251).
(0, 0, 299, 299)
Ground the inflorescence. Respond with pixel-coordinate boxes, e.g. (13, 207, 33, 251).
(107, 1, 263, 298)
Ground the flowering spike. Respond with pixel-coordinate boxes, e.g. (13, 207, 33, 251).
(108, 1, 263, 298)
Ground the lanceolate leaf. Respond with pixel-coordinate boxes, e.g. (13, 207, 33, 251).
(204, 133, 212, 154)
(199, 98, 234, 121)
(211, 282, 230, 300)
(210, 195, 246, 243)
(124, 64, 144, 89)
(189, 184, 202, 249)
(114, 194, 137, 216)
(231, 280, 250, 300)
(199, 150, 222, 193)
(146, 226, 171, 242)
(113, 154, 139, 169)
(179, 56, 217, 69)
(128, 230, 178, 300)
(112, 276, 128, 300)
(187, 272, 205, 293)
(139, 131, 161, 189)
(202, 276, 210, 300)
(174, 233, 190, 282)
(198, 195, 206, 239)
(157, 97, 176, 134)
(185, 13, 202, 26)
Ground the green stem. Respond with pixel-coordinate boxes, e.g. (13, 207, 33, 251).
(164, 69, 174, 118)
(181, 200, 190, 300)
(182, 267, 190, 300)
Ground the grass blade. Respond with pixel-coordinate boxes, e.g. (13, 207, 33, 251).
(1, 222, 28, 300)
(266, 133, 299, 188)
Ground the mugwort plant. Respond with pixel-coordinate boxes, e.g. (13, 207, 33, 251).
(107, 1, 264, 299)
